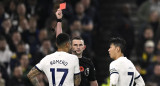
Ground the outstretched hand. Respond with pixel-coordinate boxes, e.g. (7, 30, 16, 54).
(56, 9, 63, 19)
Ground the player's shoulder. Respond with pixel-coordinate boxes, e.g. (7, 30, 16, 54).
(81, 56, 91, 61)
(66, 53, 78, 58)
(110, 60, 116, 66)
(110, 58, 122, 69)
(41, 52, 58, 60)
(64, 53, 79, 61)
(80, 56, 93, 64)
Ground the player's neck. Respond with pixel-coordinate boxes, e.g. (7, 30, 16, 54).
(57, 48, 68, 53)
(77, 54, 82, 58)
(115, 53, 124, 60)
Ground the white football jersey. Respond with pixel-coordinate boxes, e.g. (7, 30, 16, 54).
(36, 51, 80, 86)
(109, 56, 145, 86)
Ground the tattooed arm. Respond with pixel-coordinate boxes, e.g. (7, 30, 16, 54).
(74, 73, 81, 86)
(27, 67, 41, 86)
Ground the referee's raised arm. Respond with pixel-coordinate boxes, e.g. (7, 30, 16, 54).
(55, 9, 63, 37)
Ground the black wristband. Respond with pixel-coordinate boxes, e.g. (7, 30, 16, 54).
(57, 19, 62, 22)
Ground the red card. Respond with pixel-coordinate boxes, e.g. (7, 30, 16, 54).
(60, 2, 66, 10)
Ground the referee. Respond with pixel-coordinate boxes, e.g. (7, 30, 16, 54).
(55, 9, 98, 86)
(71, 37, 98, 86)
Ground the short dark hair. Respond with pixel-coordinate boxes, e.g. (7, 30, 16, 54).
(56, 33, 70, 46)
(71, 36, 83, 41)
(109, 37, 126, 53)
(0, 36, 6, 41)
(71, 36, 84, 44)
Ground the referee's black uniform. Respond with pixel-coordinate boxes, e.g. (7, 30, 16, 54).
(79, 56, 96, 86)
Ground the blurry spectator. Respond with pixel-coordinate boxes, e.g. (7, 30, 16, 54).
(26, 0, 38, 16)
(69, 20, 82, 34)
(0, 19, 12, 42)
(20, 53, 33, 86)
(71, 30, 81, 39)
(155, 28, 160, 42)
(27, 29, 49, 54)
(0, 63, 9, 86)
(9, 31, 22, 52)
(136, 26, 154, 56)
(73, 2, 93, 31)
(20, 54, 32, 77)
(155, 40, 160, 52)
(81, 0, 94, 18)
(28, 17, 37, 33)
(7, 0, 17, 21)
(138, 0, 160, 23)
(33, 38, 54, 65)
(0, 2, 9, 30)
(139, 11, 159, 36)
(143, 26, 154, 40)
(0, 72, 5, 86)
(148, 11, 159, 34)
(147, 63, 160, 86)
(36, 0, 53, 29)
(0, 36, 12, 74)
(11, 41, 31, 70)
(81, 0, 99, 29)
(113, 3, 134, 57)
(147, 51, 160, 77)
(69, 20, 82, 38)
(138, 40, 156, 80)
(16, 41, 29, 58)
(1, 18, 12, 34)
(17, 3, 30, 21)
(9, 66, 26, 86)
(22, 17, 39, 53)
(6, 0, 18, 29)
(38, 29, 48, 45)
(18, 18, 29, 33)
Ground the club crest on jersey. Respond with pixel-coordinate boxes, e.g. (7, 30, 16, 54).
(110, 68, 118, 73)
(84, 68, 90, 76)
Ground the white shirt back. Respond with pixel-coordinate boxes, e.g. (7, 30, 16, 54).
(110, 57, 142, 86)
(36, 51, 80, 86)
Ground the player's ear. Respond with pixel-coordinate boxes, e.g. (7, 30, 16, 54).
(115, 47, 118, 52)
(83, 45, 86, 50)
(117, 47, 120, 52)
(66, 42, 70, 47)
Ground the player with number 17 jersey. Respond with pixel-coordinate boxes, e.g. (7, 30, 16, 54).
(35, 51, 80, 86)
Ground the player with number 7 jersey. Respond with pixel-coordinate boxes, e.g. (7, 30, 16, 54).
(109, 57, 144, 86)
(108, 37, 145, 86)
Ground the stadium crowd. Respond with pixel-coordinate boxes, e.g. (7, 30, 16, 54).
(0, 0, 160, 86)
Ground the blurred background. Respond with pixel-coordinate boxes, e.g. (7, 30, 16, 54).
(0, 0, 160, 86)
